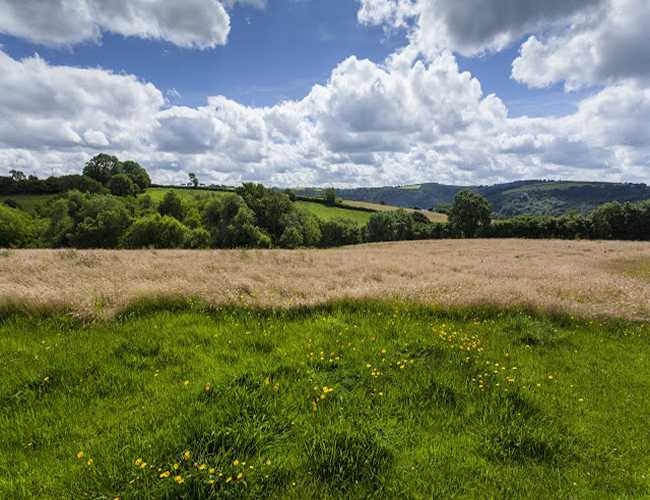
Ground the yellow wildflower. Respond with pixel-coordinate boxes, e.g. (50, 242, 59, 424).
(134, 458, 143, 466)
(183, 450, 191, 461)
(174, 475, 184, 484)
(76, 451, 85, 460)
(237, 472, 244, 480)
(233, 459, 240, 466)
(86, 459, 93, 466)
(159, 471, 171, 479)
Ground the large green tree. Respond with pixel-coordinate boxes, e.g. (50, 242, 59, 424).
(448, 191, 491, 238)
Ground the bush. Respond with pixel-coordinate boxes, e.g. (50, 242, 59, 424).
(108, 174, 137, 197)
(0, 204, 37, 247)
(204, 194, 271, 248)
(122, 214, 191, 249)
(320, 218, 363, 247)
(186, 227, 210, 249)
(279, 226, 304, 249)
(158, 191, 184, 220)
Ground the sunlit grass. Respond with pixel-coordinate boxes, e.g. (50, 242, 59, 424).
(1, 301, 649, 498)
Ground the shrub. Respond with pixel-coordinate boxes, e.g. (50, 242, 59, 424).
(320, 218, 363, 247)
(122, 214, 191, 249)
(279, 226, 304, 249)
(0, 204, 37, 247)
(204, 194, 271, 248)
(108, 174, 137, 197)
(158, 191, 184, 220)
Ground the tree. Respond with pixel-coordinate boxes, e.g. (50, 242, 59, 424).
(324, 188, 337, 207)
(0, 204, 37, 247)
(9, 170, 26, 182)
(188, 172, 199, 188)
(320, 218, 363, 247)
(448, 191, 491, 238)
(108, 174, 137, 197)
(158, 191, 184, 220)
(83, 154, 121, 185)
(122, 214, 190, 249)
(120, 161, 151, 191)
(203, 194, 271, 248)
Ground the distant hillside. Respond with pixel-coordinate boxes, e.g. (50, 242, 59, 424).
(296, 180, 650, 218)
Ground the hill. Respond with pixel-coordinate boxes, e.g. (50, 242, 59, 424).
(297, 180, 650, 218)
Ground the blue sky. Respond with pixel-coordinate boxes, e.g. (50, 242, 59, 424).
(0, 0, 648, 186)
(0, 1, 591, 115)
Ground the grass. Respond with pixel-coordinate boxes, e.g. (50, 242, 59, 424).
(294, 201, 372, 225)
(341, 200, 448, 222)
(143, 187, 231, 204)
(1, 300, 649, 498)
(4, 241, 650, 320)
(0, 194, 56, 212)
(607, 256, 650, 282)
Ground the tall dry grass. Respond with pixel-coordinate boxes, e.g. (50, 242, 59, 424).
(1, 239, 649, 319)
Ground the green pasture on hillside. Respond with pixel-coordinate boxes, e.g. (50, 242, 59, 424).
(295, 201, 373, 225)
(1, 301, 649, 498)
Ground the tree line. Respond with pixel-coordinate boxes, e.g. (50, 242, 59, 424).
(2, 155, 650, 248)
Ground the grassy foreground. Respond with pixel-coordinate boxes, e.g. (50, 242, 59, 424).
(1, 301, 649, 498)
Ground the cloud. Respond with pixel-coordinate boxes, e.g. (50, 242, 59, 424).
(0, 0, 261, 48)
(512, 0, 650, 89)
(358, 0, 605, 56)
(0, 50, 163, 150)
(3, 45, 650, 187)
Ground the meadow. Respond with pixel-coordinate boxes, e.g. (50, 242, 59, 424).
(2, 240, 650, 498)
(2, 301, 649, 498)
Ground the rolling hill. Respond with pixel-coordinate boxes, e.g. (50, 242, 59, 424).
(297, 180, 650, 218)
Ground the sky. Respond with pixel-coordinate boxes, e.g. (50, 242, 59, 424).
(0, 0, 649, 187)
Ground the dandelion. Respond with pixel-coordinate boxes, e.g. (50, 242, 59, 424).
(198, 464, 207, 471)
(208, 479, 215, 485)
(134, 458, 143, 466)
(160, 471, 171, 479)
(139, 462, 147, 469)
(183, 380, 190, 386)
(172, 463, 180, 470)
(86, 459, 93, 466)
(233, 459, 240, 466)
(76, 451, 85, 460)
(174, 475, 184, 484)
(237, 472, 244, 480)
(209, 467, 216, 474)
(183, 450, 191, 461)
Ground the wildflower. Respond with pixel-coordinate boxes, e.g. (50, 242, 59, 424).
(140, 462, 147, 469)
(160, 471, 171, 479)
(208, 479, 215, 485)
(233, 459, 240, 466)
(76, 451, 85, 460)
(322, 386, 334, 394)
(134, 458, 143, 466)
(204, 383, 212, 392)
(198, 464, 207, 471)
(172, 463, 180, 470)
(183, 380, 190, 386)
(265, 459, 272, 466)
(174, 475, 184, 484)
(183, 450, 191, 461)
(86, 459, 94, 466)
(209, 468, 216, 474)
(237, 472, 244, 480)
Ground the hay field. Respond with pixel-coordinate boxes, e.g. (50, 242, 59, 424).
(2, 239, 649, 319)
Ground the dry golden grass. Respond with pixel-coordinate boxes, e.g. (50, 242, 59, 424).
(1, 239, 649, 320)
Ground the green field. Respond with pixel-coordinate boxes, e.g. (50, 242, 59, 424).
(295, 201, 373, 225)
(143, 187, 232, 204)
(2, 300, 649, 498)
(0, 194, 56, 213)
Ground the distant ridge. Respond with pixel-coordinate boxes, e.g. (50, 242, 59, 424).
(296, 180, 650, 218)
